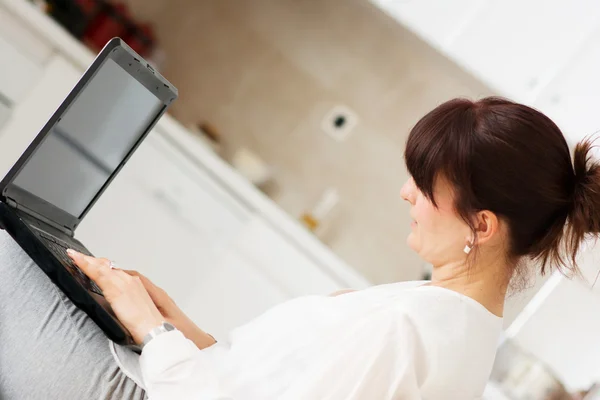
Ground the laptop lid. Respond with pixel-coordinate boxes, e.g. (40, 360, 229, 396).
(0, 38, 178, 234)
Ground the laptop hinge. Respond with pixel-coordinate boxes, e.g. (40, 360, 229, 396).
(6, 196, 73, 236)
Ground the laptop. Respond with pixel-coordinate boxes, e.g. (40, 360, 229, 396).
(0, 38, 177, 351)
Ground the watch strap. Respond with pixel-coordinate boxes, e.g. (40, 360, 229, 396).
(141, 322, 176, 349)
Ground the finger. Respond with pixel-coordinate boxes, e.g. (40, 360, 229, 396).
(123, 269, 142, 279)
(67, 251, 130, 293)
(123, 270, 159, 291)
(123, 270, 164, 301)
(67, 249, 106, 282)
(124, 270, 149, 288)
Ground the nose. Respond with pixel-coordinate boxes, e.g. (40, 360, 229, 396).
(400, 178, 415, 205)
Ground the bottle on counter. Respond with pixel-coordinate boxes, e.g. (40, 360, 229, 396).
(300, 187, 339, 235)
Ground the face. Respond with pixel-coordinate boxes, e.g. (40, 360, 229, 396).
(400, 176, 473, 267)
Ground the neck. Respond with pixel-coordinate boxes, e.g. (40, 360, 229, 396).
(429, 254, 511, 318)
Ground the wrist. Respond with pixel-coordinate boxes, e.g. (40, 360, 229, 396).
(140, 321, 177, 349)
(132, 316, 164, 345)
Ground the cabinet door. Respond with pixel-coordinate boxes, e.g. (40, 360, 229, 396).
(233, 217, 343, 297)
(180, 216, 345, 338)
(533, 26, 600, 145)
(120, 131, 251, 251)
(180, 248, 290, 338)
(447, 0, 600, 102)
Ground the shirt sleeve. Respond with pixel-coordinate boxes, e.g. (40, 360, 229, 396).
(140, 330, 233, 400)
(279, 312, 429, 400)
(140, 313, 429, 400)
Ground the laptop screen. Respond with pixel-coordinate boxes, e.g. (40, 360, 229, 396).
(11, 58, 163, 217)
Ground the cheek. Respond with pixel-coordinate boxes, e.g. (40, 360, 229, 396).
(407, 201, 436, 248)
(412, 200, 436, 232)
(408, 201, 461, 256)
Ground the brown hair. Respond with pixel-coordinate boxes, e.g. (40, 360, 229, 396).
(404, 97, 600, 277)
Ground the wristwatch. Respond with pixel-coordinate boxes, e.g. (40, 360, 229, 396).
(142, 322, 176, 349)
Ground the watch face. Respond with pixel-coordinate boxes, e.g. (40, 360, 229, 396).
(142, 322, 176, 348)
(163, 322, 176, 332)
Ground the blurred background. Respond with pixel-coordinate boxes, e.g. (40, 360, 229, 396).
(1, 0, 600, 398)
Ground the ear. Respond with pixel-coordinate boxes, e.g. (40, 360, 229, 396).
(470, 210, 499, 246)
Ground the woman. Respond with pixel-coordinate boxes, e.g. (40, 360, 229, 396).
(2, 97, 598, 399)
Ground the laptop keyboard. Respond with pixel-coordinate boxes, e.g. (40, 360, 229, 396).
(36, 232, 104, 296)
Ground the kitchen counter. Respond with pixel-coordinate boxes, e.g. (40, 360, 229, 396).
(0, 0, 370, 291)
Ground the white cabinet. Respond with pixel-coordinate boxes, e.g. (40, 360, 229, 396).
(77, 133, 254, 311)
(371, 0, 485, 50)
(533, 26, 600, 145)
(119, 132, 251, 250)
(181, 248, 290, 339)
(0, 4, 53, 66)
(181, 216, 345, 338)
(0, 53, 77, 175)
(446, 0, 600, 102)
(0, 100, 9, 130)
(232, 217, 343, 297)
(0, 34, 44, 104)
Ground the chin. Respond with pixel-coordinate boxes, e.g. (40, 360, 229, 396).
(406, 233, 418, 252)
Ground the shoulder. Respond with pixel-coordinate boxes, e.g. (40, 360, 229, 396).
(387, 286, 502, 348)
(359, 310, 430, 388)
(389, 287, 503, 385)
(360, 308, 426, 356)
(354, 286, 502, 397)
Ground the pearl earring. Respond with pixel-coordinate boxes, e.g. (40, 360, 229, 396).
(463, 243, 472, 254)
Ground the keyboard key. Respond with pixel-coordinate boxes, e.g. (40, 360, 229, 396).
(38, 236, 104, 296)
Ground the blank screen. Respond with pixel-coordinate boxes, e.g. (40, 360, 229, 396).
(13, 59, 163, 217)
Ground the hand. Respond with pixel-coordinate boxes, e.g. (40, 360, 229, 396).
(67, 250, 163, 345)
(68, 251, 217, 349)
(121, 270, 217, 350)
(121, 269, 180, 321)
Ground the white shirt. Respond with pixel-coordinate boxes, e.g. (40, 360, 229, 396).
(111, 281, 503, 400)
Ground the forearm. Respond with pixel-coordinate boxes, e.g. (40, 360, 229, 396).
(164, 301, 217, 350)
(171, 311, 217, 350)
(128, 272, 218, 351)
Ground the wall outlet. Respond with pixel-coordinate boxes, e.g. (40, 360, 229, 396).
(321, 104, 358, 142)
